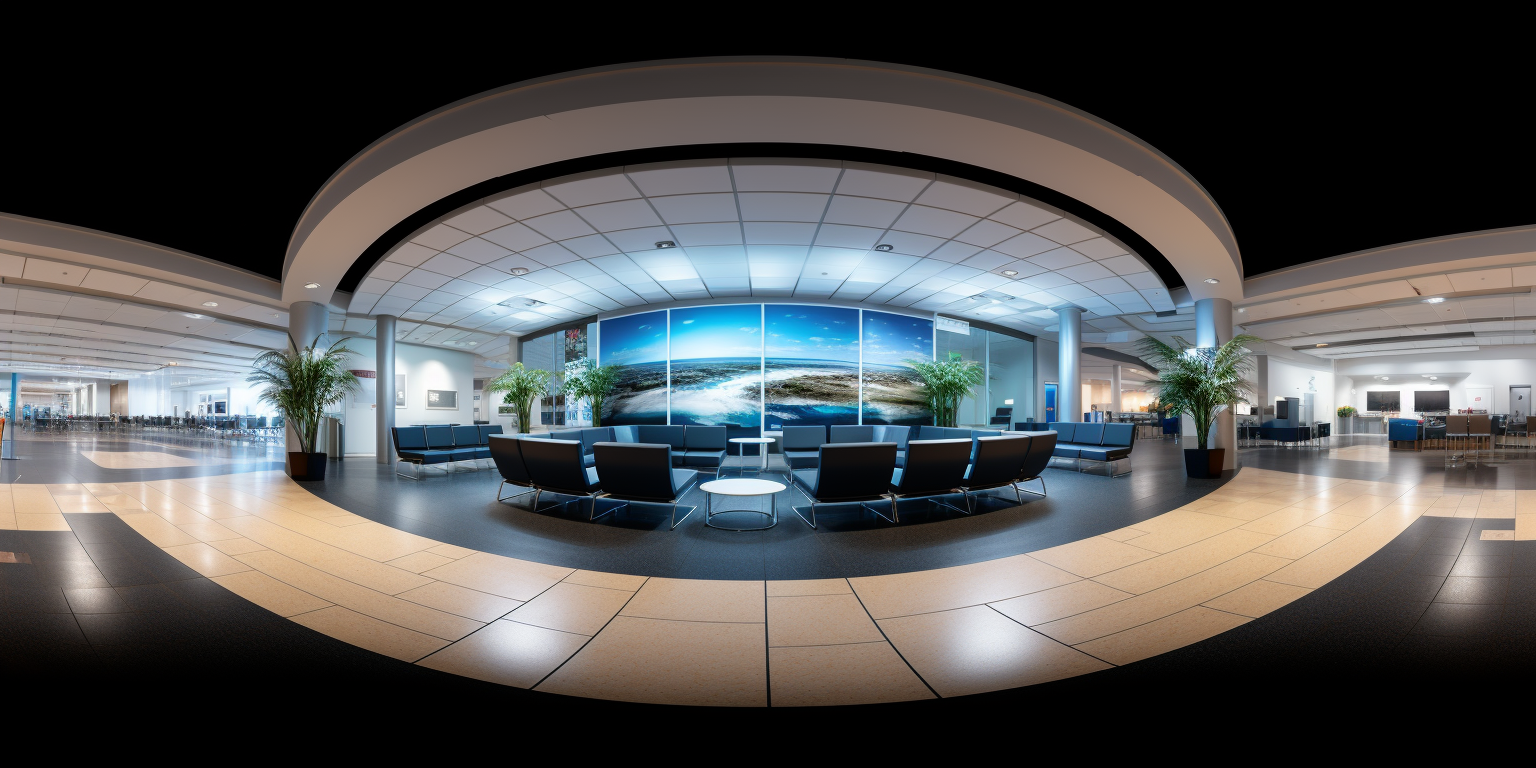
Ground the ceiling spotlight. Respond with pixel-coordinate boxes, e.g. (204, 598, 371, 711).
(166, 362, 179, 366)
(1381, 376, 1388, 381)
(509, 267, 530, 276)
(655, 241, 676, 249)
(1430, 376, 1438, 380)
(303, 282, 321, 289)
(1203, 278, 1220, 284)
(525, 299, 542, 307)
(272, 313, 281, 319)
(201, 301, 218, 307)
(1424, 297, 1445, 304)
(1316, 343, 1328, 347)
(821, 272, 829, 276)
(874, 244, 894, 252)
(1237, 307, 1246, 313)
(183, 313, 202, 319)
(1001, 270, 1019, 277)
(468, 341, 477, 346)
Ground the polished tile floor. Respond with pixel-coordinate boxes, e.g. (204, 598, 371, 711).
(5, 434, 1536, 710)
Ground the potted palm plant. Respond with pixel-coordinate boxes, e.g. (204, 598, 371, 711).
(1138, 334, 1259, 479)
(483, 362, 553, 433)
(907, 351, 987, 427)
(248, 336, 361, 481)
(561, 358, 621, 428)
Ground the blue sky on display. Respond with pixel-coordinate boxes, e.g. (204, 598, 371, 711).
(668, 305, 762, 361)
(862, 310, 935, 366)
(597, 310, 666, 365)
(765, 305, 858, 362)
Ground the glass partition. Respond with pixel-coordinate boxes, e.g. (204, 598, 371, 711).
(987, 331, 1034, 427)
(936, 324, 988, 428)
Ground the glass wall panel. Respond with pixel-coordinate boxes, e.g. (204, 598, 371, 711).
(667, 305, 762, 438)
(936, 325, 987, 427)
(987, 331, 1034, 428)
(597, 310, 668, 425)
(862, 310, 934, 425)
(764, 305, 859, 430)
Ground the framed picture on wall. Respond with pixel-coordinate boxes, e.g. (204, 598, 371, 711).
(395, 373, 407, 409)
(427, 389, 458, 410)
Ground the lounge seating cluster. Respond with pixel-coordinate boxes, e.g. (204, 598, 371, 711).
(521, 425, 728, 470)
(790, 431, 1057, 528)
(391, 425, 503, 477)
(489, 436, 700, 529)
(1046, 422, 1136, 476)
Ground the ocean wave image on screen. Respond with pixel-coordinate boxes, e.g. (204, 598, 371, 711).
(763, 305, 859, 429)
(599, 310, 668, 425)
(668, 305, 762, 437)
(862, 310, 934, 425)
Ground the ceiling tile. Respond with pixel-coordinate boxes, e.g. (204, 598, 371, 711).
(650, 193, 739, 224)
(480, 223, 552, 252)
(521, 243, 580, 266)
(486, 188, 566, 220)
(823, 195, 906, 228)
(743, 222, 818, 244)
(1100, 254, 1150, 276)
(1406, 274, 1454, 296)
(411, 224, 473, 250)
(989, 201, 1060, 231)
(521, 210, 596, 241)
(80, 270, 150, 295)
(730, 160, 841, 192)
(626, 160, 733, 195)
(22, 259, 86, 287)
(1447, 268, 1513, 292)
(558, 234, 621, 258)
(926, 241, 984, 263)
(542, 173, 640, 207)
(1026, 248, 1091, 271)
(445, 237, 512, 265)
(1083, 276, 1135, 295)
(995, 260, 1049, 279)
(891, 205, 978, 239)
(1030, 218, 1097, 245)
(953, 220, 1023, 249)
(577, 199, 663, 231)
(866, 231, 943, 257)
(445, 206, 514, 235)
(1344, 280, 1417, 303)
(738, 193, 829, 222)
(1056, 261, 1116, 283)
(385, 243, 437, 267)
(672, 223, 743, 246)
(605, 226, 676, 252)
(1022, 272, 1075, 290)
(913, 177, 1014, 216)
(814, 224, 882, 250)
(418, 253, 478, 278)
(1069, 238, 1129, 260)
(991, 232, 1059, 260)
(834, 163, 932, 201)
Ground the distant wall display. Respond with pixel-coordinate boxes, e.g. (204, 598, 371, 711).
(426, 389, 458, 410)
(1366, 390, 1400, 412)
(598, 310, 668, 426)
(1415, 390, 1450, 411)
(764, 305, 858, 429)
(668, 305, 763, 438)
(596, 304, 935, 432)
(395, 373, 407, 408)
(861, 309, 935, 425)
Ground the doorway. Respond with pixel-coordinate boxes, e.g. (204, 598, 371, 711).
(1044, 382, 1057, 423)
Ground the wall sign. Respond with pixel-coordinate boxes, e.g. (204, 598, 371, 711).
(936, 316, 970, 335)
(427, 389, 458, 410)
(395, 373, 407, 409)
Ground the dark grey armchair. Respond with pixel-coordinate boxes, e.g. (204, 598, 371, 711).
(592, 442, 698, 530)
(790, 442, 898, 528)
(888, 438, 972, 519)
(781, 425, 826, 470)
(517, 438, 606, 520)
(489, 435, 535, 503)
(960, 435, 1032, 509)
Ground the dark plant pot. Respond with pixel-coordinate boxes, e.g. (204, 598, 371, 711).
(288, 452, 328, 481)
(1183, 448, 1226, 479)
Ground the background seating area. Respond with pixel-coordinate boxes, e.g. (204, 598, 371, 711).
(390, 424, 503, 477)
(1046, 422, 1136, 476)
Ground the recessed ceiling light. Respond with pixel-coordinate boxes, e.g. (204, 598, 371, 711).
(1381, 376, 1389, 381)
(1424, 297, 1445, 304)
(1203, 278, 1220, 284)
(201, 301, 218, 307)
(655, 241, 676, 249)
(272, 313, 281, 318)
(468, 341, 477, 346)
(821, 272, 829, 276)
(1237, 307, 1246, 313)
(509, 267, 529, 276)
(1316, 343, 1328, 347)
(183, 313, 202, 319)
(166, 362, 178, 366)
(525, 299, 542, 307)
(303, 282, 321, 289)
(874, 244, 894, 252)
(1430, 376, 1438, 380)
(1001, 270, 1018, 277)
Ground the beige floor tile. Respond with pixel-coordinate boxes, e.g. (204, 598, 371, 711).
(238, 550, 483, 641)
(1423, 506, 1457, 518)
(1094, 528, 1275, 594)
(1477, 507, 1517, 519)
(537, 616, 767, 706)
(564, 570, 648, 591)
(115, 512, 200, 546)
(421, 552, 573, 602)
(177, 520, 242, 542)
(1267, 507, 1426, 589)
(1118, 511, 1248, 553)
(82, 483, 122, 494)
(989, 580, 1133, 626)
(1037, 552, 1288, 645)
(1240, 506, 1329, 536)
(247, 505, 441, 562)
(292, 606, 449, 662)
(208, 537, 268, 556)
(769, 643, 934, 706)
(879, 605, 1109, 697)
(397, 581, 522, 622)
(1481, 529, 1515, 541)
(766, 578, 851, 597)
(767, 594, 884, 647)
(163, 542, 252, 577)
(386, 550, 456, 573)
(1099, 527, 1149, 542)
(1202, 580, 1312, 617)
(1309, 512, 1366, 531)
(220, 515, 432, 595)
(427, 542, 478, 560)
(12, 486, 62, 516)
(1517, 516, 1536, 541)
(1028, 537, 1160, 577)
(509, 582, 635, 636)
(621, 578, 764, 623)
(15, 513, 69, 531)
(850, 554, 1079, 619)
(1290, 495, 1352, 514)
(50, 495, 109, 513)
(211, 570, 332, 616)
(418, 619, 588, 688)
(1201, 498, 1289, 521)
(1075, 606, 1250, 665)
(0, 510, 16, 530)
(1329, 495, 1396, 518)
(1250, 525, 1345, 559)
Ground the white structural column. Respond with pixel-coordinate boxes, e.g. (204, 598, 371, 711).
(1057, 307, 1082, 424)
(376, 315, 397, 465)
(286, 301, 330, 464)
(1195, 297, 1237, 470)
(1111, 364, 1123, 416)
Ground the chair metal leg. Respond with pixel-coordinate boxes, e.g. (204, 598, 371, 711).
(669, 500, 698, 530)
(496, 480, 535, 502)
(791, 501, 818, 529)
(395, 460, 424, 480)
(1015, 475, 1047, 497)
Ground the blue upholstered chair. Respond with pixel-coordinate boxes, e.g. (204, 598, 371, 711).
(1388, 418, 1423, 450)
(593, 442, 698, 530)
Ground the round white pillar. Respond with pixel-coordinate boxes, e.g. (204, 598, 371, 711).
(1057, 307, 1082, 424)
(376, 315, 397, 464)
(1195, 297, 1237, 470)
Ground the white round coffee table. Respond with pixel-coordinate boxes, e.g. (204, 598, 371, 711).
(700, 477, 785, 531)
(728, 437, 776, 475)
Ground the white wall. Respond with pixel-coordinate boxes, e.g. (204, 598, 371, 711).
(1268, 358, 1334, 423)
(1035, 338, 1058, 423)
(336, 337, 477, 457)
(1335, 350, 1536, 415)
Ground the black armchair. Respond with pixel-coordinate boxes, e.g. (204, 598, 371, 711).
(781, 425, 826, 470)
(888, 438, 972, 519)
(790, 442, 898, 528)
(489, 435, 535, 502)
(960, 435, 1032, 509)
(593, 442, 699, 530)
(1016, 432, 1056, 497)
(517, 438, 606, 520)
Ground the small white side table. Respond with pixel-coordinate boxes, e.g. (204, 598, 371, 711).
(728, 437, 775, 476)
(701, 477, 785, 531)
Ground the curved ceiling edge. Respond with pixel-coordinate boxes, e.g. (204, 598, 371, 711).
(336, 144, 1185, 295)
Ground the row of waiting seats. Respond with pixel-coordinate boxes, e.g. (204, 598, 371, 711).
(391, 425, 505, 477)
(487, 431, 1060, 530)
(1047, 422, 1137, 476)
